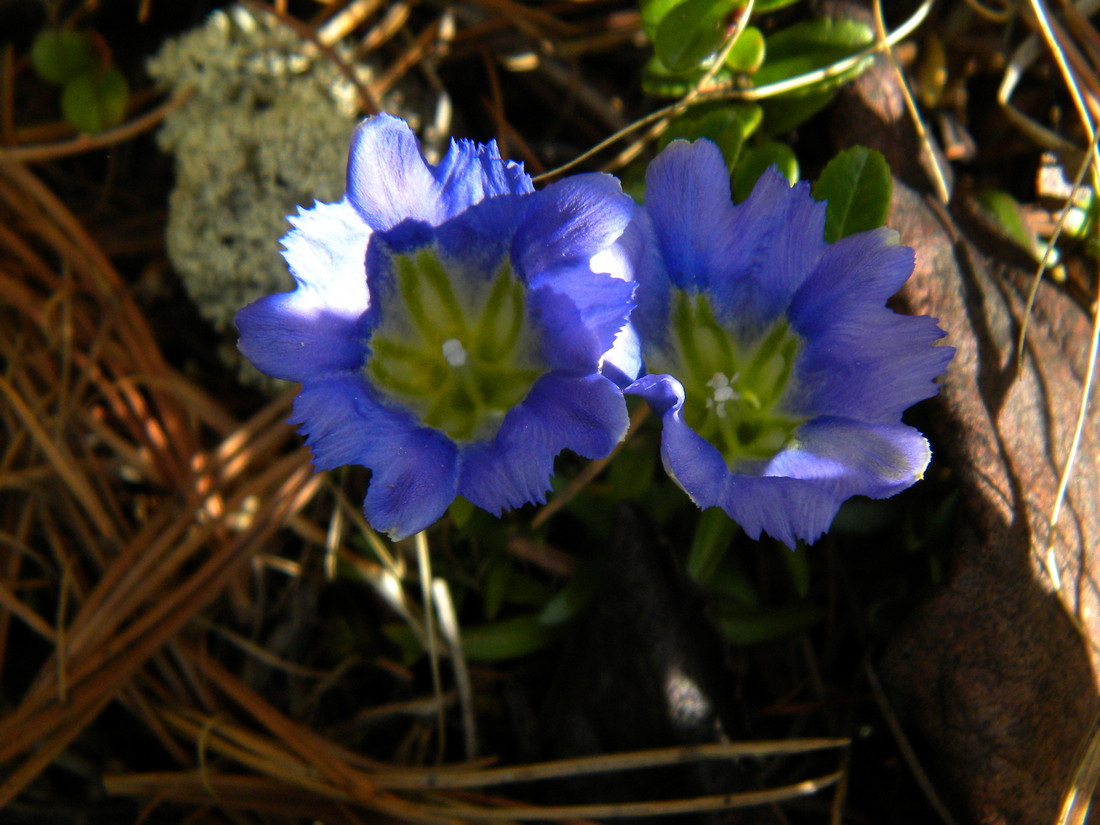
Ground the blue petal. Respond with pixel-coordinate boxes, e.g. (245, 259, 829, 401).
(237, 199, 371, 381)
(433, 137, 534, 215)
(627, 373, 839, 547)
(528, 263, 636, 372)
(433, 193, 532, 279)
(791, 308, 953, 423)
(623, 209, 673, 351)
(718, 476, 841, 548)
(788, 228, 914, 326)
(642, 139, 738, 293)
(347, 115, 534, 238)
(513, 173, 634, 275)
(458, 373, 629, 513)
(642, 141, 827, 332)
(347, 115, 441, 231)
(765, 417, 932, 501)
(362, 428, 459, 541)
(709, 168, 827, 331)
(292, 374, 459, 539)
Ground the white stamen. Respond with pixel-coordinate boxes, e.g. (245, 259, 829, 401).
(441, 338, 468, 367)
(705, 372, 738, 418)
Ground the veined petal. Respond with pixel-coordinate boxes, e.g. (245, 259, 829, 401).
(765, 417, 932, 501)
(237, 199, 371, 381)
(347, 115, 441, 231)
(528, 263, 636, 373)
(458, 373, 629, 513)
(642, 139, 738, 293)
(363, 427, 459, 540)
(433, 138, 534, 218)
(237, 294, 364, 381)
(718, 475, 841, 548)
(792, 309, 954, 422)
(348, 116, 535, 238)
(291, 374, 459, 539)
(514, 173, 634, 275)
(709, 167, 826, 330)
(788, 228, 914, 327)
(627, 373, 839, 547)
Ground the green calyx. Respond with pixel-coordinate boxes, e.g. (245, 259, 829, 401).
(366, 247, 546, 443)
(649, 290, 806, 467)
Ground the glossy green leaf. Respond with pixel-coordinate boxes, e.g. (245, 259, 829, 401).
(812, 146, 893, 242)
(654, 0, 735, 73)
(658, 102, 762, 171)
(724, 26, 765, 74)
(755, 19, 874, 134)
(754, 18, 874, 89)
(31, 30, 98, 86)
(643, 56, 703, 98)
(730, 141, 798, 202)
(641, 0, 686, 39)
(687, 507, 738, 585)
(61, 67, 129, 134)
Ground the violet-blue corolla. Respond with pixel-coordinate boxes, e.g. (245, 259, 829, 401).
(626, 139, 954, 548)
(236, 115, 639, 539)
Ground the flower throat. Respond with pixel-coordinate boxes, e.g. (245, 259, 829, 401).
(649, 290, 806, 467)
(366, 247, 546, 443)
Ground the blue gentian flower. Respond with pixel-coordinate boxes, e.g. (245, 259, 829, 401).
(237, 115, 639, 539)
(626, 139, 954, 547)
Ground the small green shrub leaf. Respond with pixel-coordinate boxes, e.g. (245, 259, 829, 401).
(687, 507, 739, 585)
(31, 30, 98, 85)
(724, 26, 765, 73)
(731, 141, 798, 202)
(658, 102, 762, 171)
(654, 0, 735, 73)
(61, 66, 129, 134)
(812, 146, 893, 242)
(754, 19, 874, 134)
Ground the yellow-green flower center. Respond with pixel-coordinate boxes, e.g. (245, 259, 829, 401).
(648, 290, 806, 467)
(366, 247, 546, 443)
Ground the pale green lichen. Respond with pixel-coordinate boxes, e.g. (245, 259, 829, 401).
(147, 5, 431, 383)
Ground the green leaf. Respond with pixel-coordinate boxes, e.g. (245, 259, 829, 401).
(61, 67, 129, 134)
(461, 614, 559, 661)
(754, 18, 874, 89)
(974, 189, 1040, 258)
(687, 507, 738, 585)
(812, 146, 893, 242)
(538, 560, 600, 626)
(31, 30, 98, 86)
(654, 0, 736, 73)
(658, 102, 762, 171)
(724, 26, 765, 74)
(776, 540, 810, 598)
(641, 0, 686, 39)
(754, 19, 874, 134)
(730, 141, 798, 203)
(752, 0, 803, 14)
(643, 56, 707, 98)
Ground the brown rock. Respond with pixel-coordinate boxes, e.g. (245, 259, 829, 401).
(831, 42, 1100, 824)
